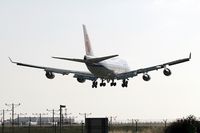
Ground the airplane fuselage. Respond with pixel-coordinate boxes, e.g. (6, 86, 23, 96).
(85, 56, 130, 79)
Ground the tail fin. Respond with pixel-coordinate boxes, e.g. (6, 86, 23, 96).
(83, 24, 94, 56)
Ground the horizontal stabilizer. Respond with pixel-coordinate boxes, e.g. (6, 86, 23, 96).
(52, 54, 119, 63)
(52, 57, 85, 63)
(87, 54, 119, 63)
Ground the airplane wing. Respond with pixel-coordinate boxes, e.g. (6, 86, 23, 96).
(116, 53, 191, 80)
(9, 58, 97, 81)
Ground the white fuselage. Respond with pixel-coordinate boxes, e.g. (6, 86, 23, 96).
(85, 56, 130, 79)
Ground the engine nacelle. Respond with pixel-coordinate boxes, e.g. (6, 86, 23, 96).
(45, 72, 55, 79)
(77, 78, 86, 83)
(163, 68, 171, 76)
(143, 74, 151, 81)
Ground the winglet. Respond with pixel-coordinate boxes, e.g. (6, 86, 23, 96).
(8, 57, 14, 63)
(189, 52, 191, 59)
(8, 57, 17, 64)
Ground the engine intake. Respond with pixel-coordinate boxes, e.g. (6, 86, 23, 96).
(163, 68, 171, 76)
(143, 74, 150, 81)
(45, 72, 55, 79)
(77, 78, 86, 83)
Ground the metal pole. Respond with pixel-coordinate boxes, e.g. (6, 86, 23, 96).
(11, 104, 13, 125)
(65, 108, 68, 121)
(84, 113, 86, 120)
(53, 110, 55, 127)
(40, 113, 42, 127)
(132, 119, 133, 127)
(81, 121, 84, 133)
(60, 107, 61, 133)
(108, 116, 117, 128)
(17, 114, 19, 127)
(47, 109, 59, 132)
(64, 108, 72, 125)
(28, 117, 31, 133)
(55, 123, 57, 133)
(79, 113, 91, 123)
(5, 103, 21, 133)
(110, 117, 112, 126)
(136, 121, 138, 132)
(3, 110, 5, 124)
(2, 110, 5, 133)
(163, 119, 167, 128)
(59, 105, 66, 133)
(12, 104, 14, 133)
(135, 119, 139, 132)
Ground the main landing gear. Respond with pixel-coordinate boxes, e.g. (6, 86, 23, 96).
(110, 80, 116, 86)
(92, 81, 98, 88)
(92, 79, 117, 88)
(92, 79, 128, 88)
(100, 81, 106, 87)
(122, 79, 128, 87)
(92, 80, 106, 88)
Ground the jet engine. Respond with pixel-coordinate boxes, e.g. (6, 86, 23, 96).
(45, 72, 55, 79)
(163, 68, 171, 76)
(143, 74, 151, 81)
(77, 78, 86, 83)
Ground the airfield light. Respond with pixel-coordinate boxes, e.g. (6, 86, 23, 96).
(127, 119, 134, 127)
(69, 116, 78, 125)
(59, 105, 66, 133)
(5, 103, 21, 133)
(11, 112, 27, 127)
(0, 109, 10, 133)
(47, 109, 59, 126)
(134, 119, 139, 132)
(79, 113, 92, 123)
(64, 108, 72, 124)
(17, 113, 27, 127)
(32, 113, 48, 127)
(108, 116, 117, 126)
(163, 119, 167, 128)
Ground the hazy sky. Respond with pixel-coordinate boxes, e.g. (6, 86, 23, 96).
(1, 0, 200, 121)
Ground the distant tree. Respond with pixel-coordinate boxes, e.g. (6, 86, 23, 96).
(165, 115, 200, 133)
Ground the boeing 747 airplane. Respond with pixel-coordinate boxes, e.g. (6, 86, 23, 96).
(9, 25, 191, 88)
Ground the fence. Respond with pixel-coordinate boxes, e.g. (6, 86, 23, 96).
(0, 122, 167, 133)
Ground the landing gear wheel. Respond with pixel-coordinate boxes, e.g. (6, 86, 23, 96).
(110, 82, 117, 86)
(100, 82, 106, 87)
(100, 79, 106, 87)
(92, 81, 98, 88)
(122, 79, 128, 87)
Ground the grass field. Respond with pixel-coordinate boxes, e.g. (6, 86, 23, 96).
(0, 125, 165, 133)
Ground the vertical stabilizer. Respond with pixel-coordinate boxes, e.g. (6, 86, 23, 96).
(83, 24, 94, 56)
